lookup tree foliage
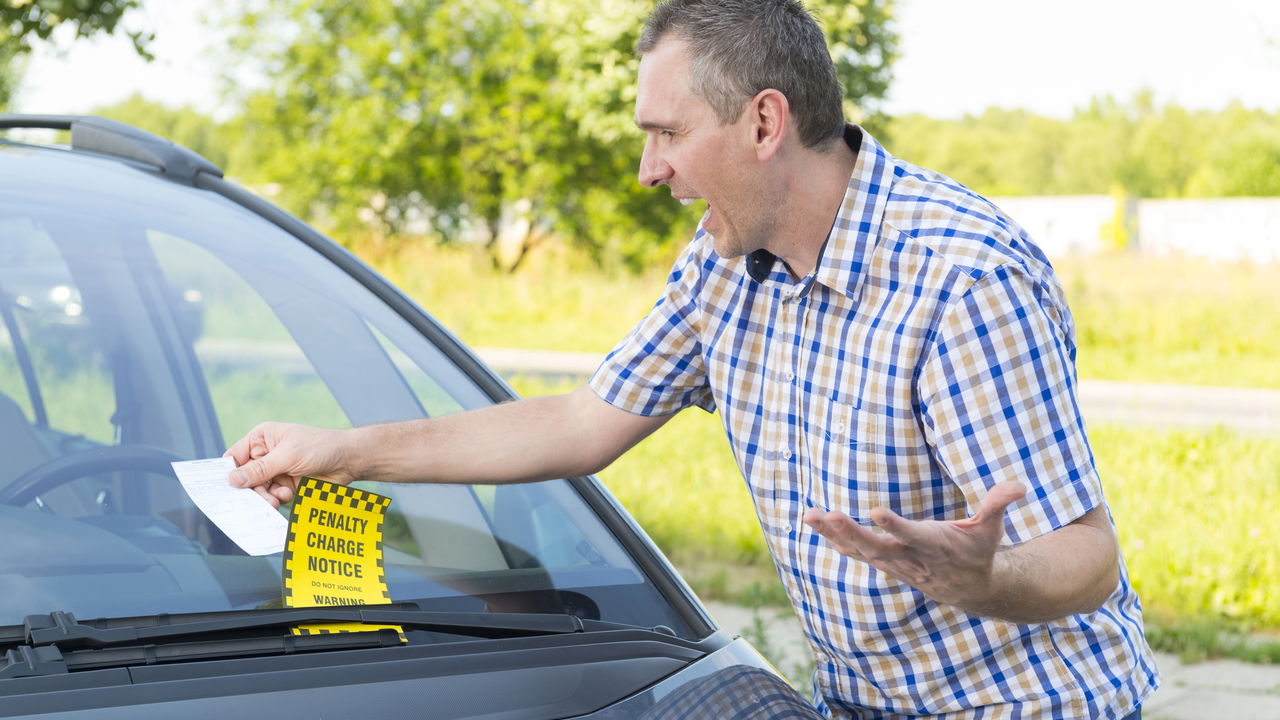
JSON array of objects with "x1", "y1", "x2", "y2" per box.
[
  {"x1": 224, "y1": 0, "x2": 898, "y2": 271},
  {"x1": 0, "y1": 0, "x2": 151, "y2": 110},
  {"x1": 0, "y1": 40, "x2": 22, "y2": 111},
  {"x1": 885, "y1": 93, "x2": 1280, "y2": 199}
]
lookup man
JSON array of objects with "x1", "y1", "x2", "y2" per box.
[{"x1": 227, "y1": 1, "x2": 1158, "y2": 717}]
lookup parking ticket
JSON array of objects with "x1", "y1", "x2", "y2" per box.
[
  {"x1": 172, "y1": 457, "x2": 288, "y2": 555},
  {"x1": 282, "y1": 477, "x2": 403, "y2": 639}
]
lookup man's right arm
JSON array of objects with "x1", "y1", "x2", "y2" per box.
[{"x1": 226, "y1": 384, "x2": 671, "y2": 507}]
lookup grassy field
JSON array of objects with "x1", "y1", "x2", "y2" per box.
[{"x1": 1055, "y1": 254, "x2": 1280, "y2": 388}]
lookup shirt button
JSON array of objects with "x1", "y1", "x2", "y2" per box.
[
  {"x1": 833, "y1": 421, "x2": 845, "y2": 433},
  {"x1": 785, "y1": 371, "x2": 795, "y2": 382},
  {"x1": 782, "y1": 449, "x2": 793, "y2": 460},
  {"x1": 784, "y1": 524, "x2": 793, "y2": 533}
]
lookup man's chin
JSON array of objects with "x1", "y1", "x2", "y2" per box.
[{"x1": 711, "y1": 234, "x2": 748, "y2": 260}]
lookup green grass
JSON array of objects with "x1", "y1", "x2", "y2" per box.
[
  {"x1": 371, "y1": 243, "x2": 668, "y2": 354},
  {"x1": 1145, "y1": 615, "x2": 1280, "y2": 665},
  {"x1": 1056, "y1": 253, "x2": 1280, "y2": 388},
  {"x1": 1094, "y1": 425, "x2": 1280, "y2": 629}
]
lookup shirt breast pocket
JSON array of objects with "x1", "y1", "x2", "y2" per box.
[{"x1": 811, "y1": 394, "x2": 887, "y2": 522}]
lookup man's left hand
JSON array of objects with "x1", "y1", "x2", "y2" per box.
[{"x1": 803, "y1": 482, "x2": 1026, "y2": 612}]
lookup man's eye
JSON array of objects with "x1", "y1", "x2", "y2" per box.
[{"x1": 661, "y1": 130, "x2": 675, "y2": 139}]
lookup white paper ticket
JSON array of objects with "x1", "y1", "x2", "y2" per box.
[{"x1": 171, "y1": 456, "x2": 288, "y2": 555}]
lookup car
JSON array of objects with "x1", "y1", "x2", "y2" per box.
[{"x1": 0, "y1": 114, "x2": 822, "y2": 719}]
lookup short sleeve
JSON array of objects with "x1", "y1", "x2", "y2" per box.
[
  {"x1": 589, "y1": 238, "x2": 716, "y2": 416},
  {"x1": 917, "y1": 263, "x2": 1103, "y2": 545}
]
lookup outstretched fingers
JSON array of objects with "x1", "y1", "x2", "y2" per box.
[
  {"x1": 868, "y1": 506, "x2": 929, "y2": 546},
  {"x1": 803, "y1": 508, "x2": 905, "y2": 561}
]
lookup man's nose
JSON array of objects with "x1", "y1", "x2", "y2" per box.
[{"x1": 638, "y1": 136, "x2": 672, "y2": 188}]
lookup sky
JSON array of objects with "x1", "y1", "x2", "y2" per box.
[{"x1": 12, "y1": 0, "x2": 1280, "y2": 121}]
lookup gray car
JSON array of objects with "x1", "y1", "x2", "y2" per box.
[{"x1": 0, "y1": 115, "x2": 820, "y2": 719}]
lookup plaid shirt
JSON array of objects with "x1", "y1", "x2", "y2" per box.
[{"x1": 591, "y1": 127, "x2": 1158, "y2": 718}]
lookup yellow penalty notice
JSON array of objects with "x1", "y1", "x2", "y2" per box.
[{"x1": 282, "y1": 477, "x2": 403, "y2": 639}]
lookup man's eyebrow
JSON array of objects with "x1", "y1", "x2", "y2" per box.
[{"x1": 635, "y1": 119, "x2": 677, "y2": 132}]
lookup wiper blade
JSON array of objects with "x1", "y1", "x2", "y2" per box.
[
  {"x1": 0, "y1": 603, "x2": 419, "y2": 647},
  {"x1": 2, "y1": 629, "x2": 403, "y2": 679},
  {"x1": 9, "y1": 606, "x2": 642, "y2": 651}
]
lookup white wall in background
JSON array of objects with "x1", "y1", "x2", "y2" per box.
[{"x1": 990, "y1": 196, "x2": 1280, "y2": 263}]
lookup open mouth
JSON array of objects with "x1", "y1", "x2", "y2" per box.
[{"x1": 674, "y1": 196, "x2": 713, "y2": 232}]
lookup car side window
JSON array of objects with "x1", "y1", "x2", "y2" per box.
[
  {"x1": 0, "y1": 222, "x2": 115, "y2": 447},
  {"x1": 147, "y1": 231, "x2": 352, "y2": 446},
  {"x1": 366, "y1": 324, "x2": 467, "y2": 418}
]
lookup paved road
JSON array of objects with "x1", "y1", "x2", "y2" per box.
[
  {"x1": 705, "y1": 601, "x2": 1280, "y2": 719},
  {"x1": 475, "y1": 347, "x2": 1280, "y2": 435}
]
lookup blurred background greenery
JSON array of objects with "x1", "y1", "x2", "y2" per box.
[{"x1": 3, "y1": 0, "x2": 1278, "y2": 663}]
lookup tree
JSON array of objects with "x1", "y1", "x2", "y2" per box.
[
  {"x1": 817, "y1": 0, "x2": 897, "y2": 135},
  {"x1": 0, "y1": 42, "x2": 23, "y2": 111},
  {"x1": 0, "y1": 0, "x2": 151, "y2": 110},
  {"x1": 883, "y1": 94, "x2": 1280, "y2": 200},
  {"x1": 224, "y1": 0, "x2": 898, "y2": 272}
]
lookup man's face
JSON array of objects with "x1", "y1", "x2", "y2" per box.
[{"x1": 634, "y1": 38, "x2": 774, "y2": 259}]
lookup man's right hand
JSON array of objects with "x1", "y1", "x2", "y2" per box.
[{"x1": 224, "y1": 422, "x2": 355, "y2": 508}]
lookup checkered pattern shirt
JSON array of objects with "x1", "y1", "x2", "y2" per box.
[{"x1": 591, "y1": 127, "x2": 1159, "y2": 719}]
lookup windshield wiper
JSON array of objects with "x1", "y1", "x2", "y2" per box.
[
  {"x1": 10, "y1": 606, "x2": 642, "y2": 650},
  {"x1": 0, "y1": 605, "x2": 662, "y2": 678},
  {"x1": 3, "y1": 628, "x2": 405, "y2": 678}
]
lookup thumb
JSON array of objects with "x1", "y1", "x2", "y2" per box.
[
  {"x1": 229, "y1": 455, "x2": 284, "y2": 489},
  {"x1": 971, "y1": 481, "x2": 1027, "y2": 526}
]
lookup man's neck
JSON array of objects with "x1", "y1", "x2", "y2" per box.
[{"x1": 769, "y1": 136, "x2": 859, "y2": 280}]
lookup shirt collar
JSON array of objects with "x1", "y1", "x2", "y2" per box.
[{"x1": 745, "y1": 125, "x2": 895, "y2": 301}]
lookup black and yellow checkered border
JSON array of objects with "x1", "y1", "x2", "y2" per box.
[
  {"x1": 297, "y1": 476, "x2": 392, "y2": 513},
  {"x1": 281, "y1": 477, "x2": 393, "y2": 606},
  {"x1": 291, "y1": 622, "x2": 402, "y2": 636}
]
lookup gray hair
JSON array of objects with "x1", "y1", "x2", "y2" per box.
[{"x1": 637, "y1": 0, "x2": 846, "y2": 149}]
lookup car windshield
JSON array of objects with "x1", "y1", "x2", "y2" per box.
[{"x1": 0, "y1": 144, "x2": 691, "y2": 639}]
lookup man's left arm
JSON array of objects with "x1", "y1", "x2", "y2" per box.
[{"x1": 805, "y1": 263, "x2": 1120, "y2": 624}]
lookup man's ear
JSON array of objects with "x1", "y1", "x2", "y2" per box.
[{"x1": 748, "y1": 88, "x2": 789, "y2": 162}]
